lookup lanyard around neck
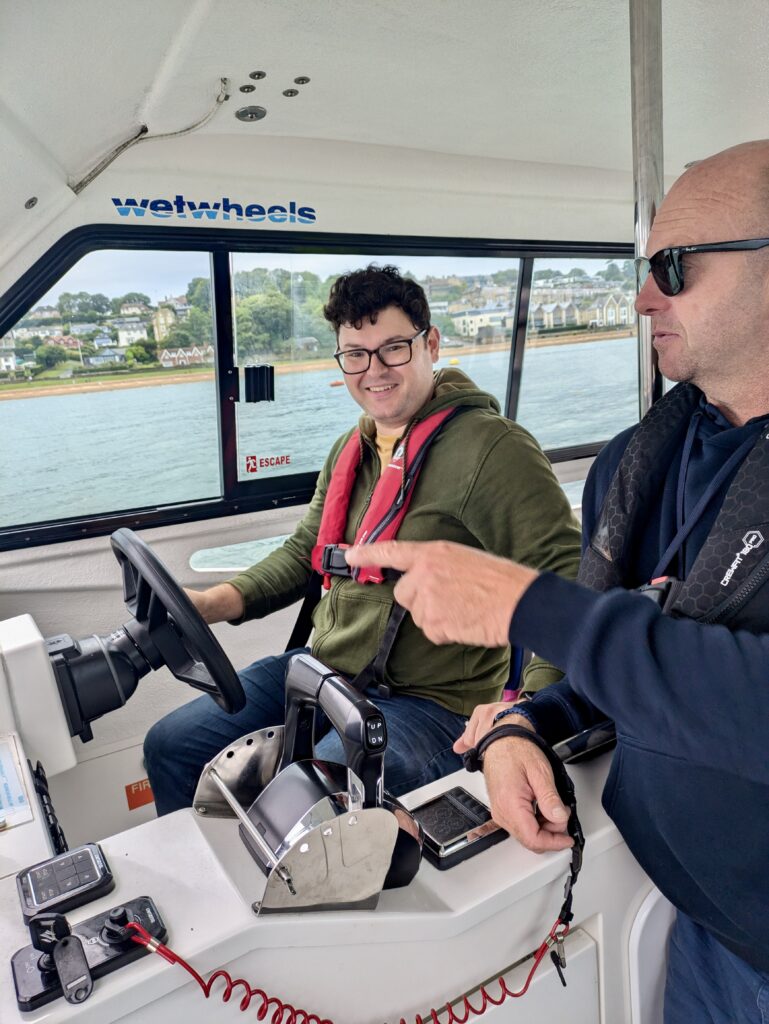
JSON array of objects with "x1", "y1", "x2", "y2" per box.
[{"x1": 651, "y1": 421, "x2": 760, "y2": 581}]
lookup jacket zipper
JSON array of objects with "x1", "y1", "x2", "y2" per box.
[
  {"x1": 700, "y1": 551, "x2": 769, "y2": 624},
  {"x1": 362, "y1": 409, "x2": 461, "y2": 546}
]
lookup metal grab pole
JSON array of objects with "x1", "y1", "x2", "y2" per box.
[{"x1": 629, "y1": 0, "x2": 664, "y2": 416}]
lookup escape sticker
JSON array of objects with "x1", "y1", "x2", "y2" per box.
[{"x1": 245, "y1": 454, "x2": 292, "y2": 473}]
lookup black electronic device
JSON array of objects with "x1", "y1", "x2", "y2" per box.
[
  {"x1": 11, "y1": 896, "x2": 167, "y2": 1012},
  {"x1": 16, "y1": 843, "x2": 115, "y2": 923},
  {"x1": 410, "y1": 786, "x2": 507, "y2": 870}
]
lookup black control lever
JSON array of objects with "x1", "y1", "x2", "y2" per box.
[
  {"x1": 281, "y1": 652, "x2": 386, "y2": 807},
  {"x1": 29, "y1": 912, "x2": 93, "y2": 1005}
]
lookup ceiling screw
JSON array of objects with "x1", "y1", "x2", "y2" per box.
[
  {"x1": 249, "y1": 70, "x2": 266, "y2": 80},
  {"x1": 283, "y1": 89, "x2": 299, "y2": 98},
  {"x1": 294, "y1": 76, "x2": 310, "y2": 85},
  {"x1": 25, "y1": 197, "x2": 38, "y2": 209},
  {"x1": 240, "y1": 84, "x2": 255, "y2": 93}
]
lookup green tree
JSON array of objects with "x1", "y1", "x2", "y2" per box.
[
  {"x1": 490, "y1": 269, "x2": 519, "y2": 286},
  {"x1": 235, "y1": 292, "x2": 293, "y2": 358},
  {"x1": 110, "y1": 292, "x2": 152, "y2": 314},
  {"x1": 292, "y1": 297, "x2": 335, "y2": 353},
  {"x1": 124, "y1": 343, "x2": 156, "y2": 364},
  {"x1": 35, "y1": 344, "x2": 69, "y2": 368},
  {"x1": 601, "y1": 262, "x2": 623, "y2": 282},
  {"x1": 15, "y1": 338, "x2": 40, "y2": 359},
  {"x1": 433, "y1": 314, "x2": 457, "y2": 337},
  {"x1": 57, "y1": 292, "x2": 76, "y2": 320},
  {"x1": 57, "y1": 291, "x2": 112, "y2": 320},
  {"x1": 186, "y1": 278, "x2": 211, "y2": 312},
  {"x1": 567, "y1": 267, "x2": 588, "y2": 278},
  {"x1": 88, "y1": 293, "x2": 111, "y2": 315},
  {"x1": 165, "y1": 307, "x2": 212, "y2": 349}
]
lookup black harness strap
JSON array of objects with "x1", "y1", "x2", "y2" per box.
[
  {"x1": 347, "y1": 600, "x2": 407, "y2": 697},
  {"x1": 463, "y1": 724, "x2": 585, "y2": 927},
  {"x1": 284, "y1": 571, "x2": 322, "y2": 652}
]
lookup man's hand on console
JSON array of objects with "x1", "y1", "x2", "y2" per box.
[
  {"x1": 454, "y1": 701, "x2": 519, "y2": 753},
  {"x1": 482, "y1": 730, "x2": 574, "y2": 854},
  {"x1": 344, "y1": 540, "x2": 538, "y2": 647},
  {"x1": 454, "y1": 705, "x2": 573, "y2": 854}
]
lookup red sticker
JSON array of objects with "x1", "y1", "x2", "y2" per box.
[
  {"x1": 125, "y1": 778, "x2": 154, "y2": 810},
  {"x1": 245, "y1": 454, "x2": 291, "y2": 473}
]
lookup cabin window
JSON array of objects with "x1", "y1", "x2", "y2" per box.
[
  {"x1": 229, "y1": 252, "x2": 520, "y2": 483},
  {"x1": 0, "y1": 250, "x2": 220, "y2": 529},
  {"x1": 516, "y1": 258, "x2": 639, "y2": 449},
  {"x1": 0, "y1": 228, "x2": 634, "y2": 549}
]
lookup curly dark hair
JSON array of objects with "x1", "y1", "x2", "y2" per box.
[{"x1": 323, "y1": 264, "x2": 431, "y2": 334}]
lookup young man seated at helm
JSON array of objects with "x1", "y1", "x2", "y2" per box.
[{"x1": 144, "y1": 264, "x2": 580, "y2": 814}]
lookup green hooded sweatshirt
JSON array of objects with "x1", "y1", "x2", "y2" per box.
[{"x1": 228, "y1": 368, "x2": 581, "y2": 715}]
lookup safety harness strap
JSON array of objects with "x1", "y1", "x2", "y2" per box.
[{"x1": 311, "y1": 406, "x2": 460, "y2": 588}]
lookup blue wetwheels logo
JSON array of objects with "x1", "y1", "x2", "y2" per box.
[{"x1": 111, "y1": 195, "x2": 316, "y2": 224}]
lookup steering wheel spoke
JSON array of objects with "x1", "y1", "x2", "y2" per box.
[{"x1": 110, "y1": 529, "x2": 246, "y2": 714}]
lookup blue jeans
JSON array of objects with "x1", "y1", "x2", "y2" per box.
[
  {"x1": 665, "y1": 912, "x2": 769, "y2": 1024},
  {"x1": 144, "y1": 648, "x2": 467, "y2": 815}
]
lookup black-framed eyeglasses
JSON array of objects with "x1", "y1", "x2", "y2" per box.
[
  {"x1": 333, "y1": 329, "x2": 427, "y2": 375},
  {"x1": 635, "y1": 237, "x2": 769, "y2": 297}
]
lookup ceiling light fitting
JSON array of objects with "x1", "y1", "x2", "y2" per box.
[{"x1": 235, "y1": 105, "x2": 267, "y2": 122}]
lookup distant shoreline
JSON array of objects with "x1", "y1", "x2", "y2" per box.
[{"x1": 0, "y1": 330, "x2": 633, "y2": 401}]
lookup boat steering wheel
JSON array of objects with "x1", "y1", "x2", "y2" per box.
[{"x1": 110, "y1": 527, "x2": 246, "y2": 714}]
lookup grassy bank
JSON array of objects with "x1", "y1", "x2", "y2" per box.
[{"x1": 0, "y1": 329, "x2": 633, "y2": 401}]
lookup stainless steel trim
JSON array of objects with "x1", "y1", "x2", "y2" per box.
[{"x1": 207, "y1": 766, "x2": 280, "y2": 870}]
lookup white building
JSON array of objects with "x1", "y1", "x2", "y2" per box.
[
  {"x1": 115, "y1": 319, "x2": 149, "y2": 346},
  {"x1": 449, "y1": 306, "x2": 513, "y2": 338}
]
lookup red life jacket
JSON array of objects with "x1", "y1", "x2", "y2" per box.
[{"x1": 311, "y1": 407, "x2": 458, "y2": 588}]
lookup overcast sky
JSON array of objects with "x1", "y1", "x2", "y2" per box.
[{"x1": 38, "y1": 249, "x2": 624, "y2": 306}]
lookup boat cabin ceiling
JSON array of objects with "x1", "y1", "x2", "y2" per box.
[{"x1": 1, "y1": 0, "x2": 768, "y2": 286}]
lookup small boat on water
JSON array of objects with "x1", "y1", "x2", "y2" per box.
[{"x1": 329, "y1": 379, "x2": 345, "y2": 387}]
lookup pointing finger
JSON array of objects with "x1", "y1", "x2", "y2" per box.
[{"x1": 345, "y1": 540, "x2": 423, "y2": 570}]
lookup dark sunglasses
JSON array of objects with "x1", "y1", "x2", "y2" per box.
[{"x1": 635, "y1": 237, "x2": 769, "y2": 296}]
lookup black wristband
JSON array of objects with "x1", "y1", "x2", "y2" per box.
[
  {"x1": 463, "y1": 723, "x2": 550, "y2": 773},
  {"x1": 463, "y1": 723, "x2": 585, "y2": 907}
]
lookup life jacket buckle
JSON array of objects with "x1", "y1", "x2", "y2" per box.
[
  {"x1": 321, "y1": 543, "x2": 352, "y2": 578},
  {"x1": 637, "y1": 575, "x2": 677, "y2": 607}
]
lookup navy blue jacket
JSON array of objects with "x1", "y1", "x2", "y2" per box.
[{"x1": 510, "y1": 398, "x2": 769, "y2": 973}]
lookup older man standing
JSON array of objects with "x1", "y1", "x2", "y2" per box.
[{"x1": 348, "y1": 141, "x2": 769, "y2": 1022}]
